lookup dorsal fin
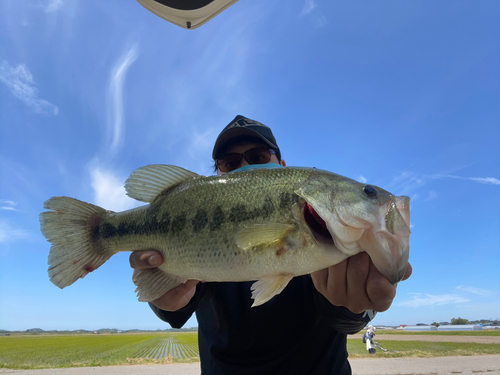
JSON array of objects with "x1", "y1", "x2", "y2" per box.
[{"x1": 125, "y1": 164, "x2": 200, "y2": 203}]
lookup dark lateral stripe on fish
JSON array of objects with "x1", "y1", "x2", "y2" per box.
[
  {"x1": 228, "y1": 197, "x2": 274, "y2": 223},
  {"x1": 191, "y1": 209, "x2": 209, "y2": 232},
  {"x1": 93, "y1": 194, "x2": 298, "y2": 240},
  {"x1": 209, "y1": 206, "x2": 225, "y2": 232},
  {"x1": 279, "y1": 192, "x2": 294, "y2": 209}
]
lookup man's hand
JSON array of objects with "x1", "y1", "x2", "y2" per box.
[
  {"x1": 129, "y1": 250, "x2": 199, "y2": 312},
  {"x1": 311, "y1": 252, "x2": 412, "y2": 314}
]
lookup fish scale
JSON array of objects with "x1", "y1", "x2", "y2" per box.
[
  {"x1": 97, "y1": 168, "x2": 308, "y2": 276},
  {"x1": 40, "y1": 165, "x2": 411, "y2": 307}
]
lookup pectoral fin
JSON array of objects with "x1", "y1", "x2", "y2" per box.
[
  {"x1": 133, "y1": 268, "x2": 188, "y2": 302},
  {"x1": 236, "y1": 223, "x2": 295, "y2": 251},
  {"x1": 250, "y1": 275, "x2": 294, "y2": 307}
]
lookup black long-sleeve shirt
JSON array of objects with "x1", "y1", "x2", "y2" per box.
[{"x1": 150, "y1": 275, "x2": 373, "y2": 375}]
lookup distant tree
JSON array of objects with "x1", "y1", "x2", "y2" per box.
[
  {"x1": 451, "y1": 317, "x2": 469, "y2": 325},
  {"x1": 431, "y1": 322, "x2": 440, "y2": 327}
]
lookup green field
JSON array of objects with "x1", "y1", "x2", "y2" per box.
[
  {"x1": 0, "y1": 332, "x2": 199, "y2": 369},
  {"x1": 346, "y1": 340, "x2": 500, "y2": 358},
  {"x1": 1, "y1": 331, "x2": 499, "y2": 369},
  {"x1": 359, "y1": 329, "x2": 500, "y2": 336}
]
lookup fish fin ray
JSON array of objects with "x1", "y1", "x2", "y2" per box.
[
  {"x1": 251, "y1": 275, "x2": 294, "y2": 307},
  {"x1": 133, "y1": 268, "x2": 187, "y2": 302},
  {"x1": 125, "y1": 165, "x2": 200, "y2": 203},
  {"x1": 235, "y1": 223, "x2": 295, "y2": 251},
  {"x1": 41, "y1": 197, "x2": 112, "y2": 288}
]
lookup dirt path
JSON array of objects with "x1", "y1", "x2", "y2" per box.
[
  {"x1": 349, "y1": 333, "x2": 500, "y2": 344},
  {"x1": 351, "y1": 355, "x2": 500, "y2": 374},
  {"x1": 2, "y1": 356, "x2": 500, "y2": 375}
]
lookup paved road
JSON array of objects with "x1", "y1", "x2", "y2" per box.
[{"x1": 2, "y1": 355, "x2": 500, "y2": 375}]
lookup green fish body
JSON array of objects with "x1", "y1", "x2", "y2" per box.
[{"x1": 40, "y1": 165, "x2": 410, "y2": 307}]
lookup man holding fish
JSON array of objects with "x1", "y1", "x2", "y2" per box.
[{"x1": 129, "y1": 115, "x2": 412, "y2": 374}]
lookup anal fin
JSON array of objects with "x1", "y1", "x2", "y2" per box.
[
  {"x1": 250, "y1": 275, "x2": 294, "y2": 307},
  {"x1": 133, "y1": 268, "x2": 187, "y2": 302}
]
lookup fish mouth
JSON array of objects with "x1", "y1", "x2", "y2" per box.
[
  {"x1": 304, "y1": 195, "x2": 411, "y2": 285},
  {"x1": 356, "y1": 196, "x2": 411, "y2": 284},
  {"x1": 303, "y1": 201, "x2": 335, "y2": 247}
]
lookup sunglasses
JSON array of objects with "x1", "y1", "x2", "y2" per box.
[{"x1": 216, "y1": 147, "x2": 276, "y2": 173}]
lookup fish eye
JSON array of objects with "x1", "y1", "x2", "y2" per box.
[{"x1": 363, "y1": 185, "x2": 377, "y2": 198}]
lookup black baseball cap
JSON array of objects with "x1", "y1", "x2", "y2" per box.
[{"x1": 212, "y1": 115, "x2": 281, "y2": 160}]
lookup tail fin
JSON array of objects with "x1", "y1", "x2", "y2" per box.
[{"x1": 40, "y1": 197, "x2": 112, "y2": 289}]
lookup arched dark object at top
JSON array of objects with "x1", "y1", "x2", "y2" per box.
[{"x1": 137, "y1": 0, "x2": 239, "y2": 29}]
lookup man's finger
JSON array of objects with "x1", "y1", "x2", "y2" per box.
[
  {"x1": 402, "y1": 262, "x2": 412, "y2": 281},
  {"x1": 344, "y1": 252, "x2": 371, "y2": 313},
  {"x1": 151, "y1": 280, "x2": 199, "y2": 312},
  {"x1": 310, "y1": 267, "x2": 329, "y2": 292},
  {"x1": 129, "y1": 250, "x2": 164, "y2": 270},
  {"x1": 165, "y1": 280, "x2": 200, "y2": 300},
  {"x1": 365, "y1": 261, "x2": 396, "y2": 312}
]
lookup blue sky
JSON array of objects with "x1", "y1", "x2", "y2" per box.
[{"x1": 0, "y1": 0, "x2": 499, "y2": 331}]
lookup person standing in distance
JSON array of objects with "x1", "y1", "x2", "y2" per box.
[{"x1": 129, "y1": 115, "x2": 412, "y2": 374}]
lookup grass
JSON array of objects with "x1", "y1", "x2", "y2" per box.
[
  {"x1": 0, "y1": 332, "x2": 199, "y2": 370},
  {"x1": 1, "y1": 331, "x2": 499, "y2": 369},
  {"x1": 360, "y1": 329, "x2": 500, "y2": 337},
  {"x1": 133, "y1": 334, "x2": 199, "y2": 362},
  {"x1": 347, "y1": 340, "x2": 500, "y2": 358}
]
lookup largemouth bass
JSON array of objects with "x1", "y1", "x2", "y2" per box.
[{"x1": 40, "y1": 165, "x2": 410, "y2": 307}]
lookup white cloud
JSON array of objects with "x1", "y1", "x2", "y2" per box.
[
  {"x1": 424, "y1": 190, "x2": 438, "y2": 201},
  {"x1": 45, "y1": 0, "x2": 65, "y2": 13},
  {"x1": 384, "y1": 170, "x2": 499, "y2": 202},
  {"x1": 1, "y1": 200, "x2": 19, "y2": 211},
  {"x1": 299, "y1": 0, "x2": 326, "y2": 27},
  {"x1": 0, "y1": 220, "x2": 30, "y2": 243},
  {"x1": 300, "y1": 0, "x2": 317, "y2": 16},
  {"x1": 456, "y1": 285, "x2": 495, "y2": 297},
  {"x1": 429, "y1": 174, "x2": 500, "y2": 186},
  {"x1": 106, "y1": 44, "x2": 139, "y2": 156},
  {"x1": 397, "y1": 293, "x2": 470, "y2": 308},
  {"x1": 88, "y1": 165, "x2": 139, "y2": 212},
  {"x1": 0, "y1": 60, "x2": 59, "y2": 115},
  {"x1": 385, "y1": 171, "x2": 427, "y2": 198},
  {"x1": 358, "y1": 175, "x2": 367, "y2": 184},
  {"x1": 185, "y1": 127, "x2": 220, "y2": 173}
]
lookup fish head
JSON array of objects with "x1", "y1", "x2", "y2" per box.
[{"x1": 295, "y1": 171, "x2": 411, "y2": 284}]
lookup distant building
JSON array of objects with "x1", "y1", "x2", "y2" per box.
[
  {"x1": 403, "y1": 325, "x2": 438, "y2": 331},
  {"x1": 438, "y1": 325, "x2": 482, "y2": 331}
]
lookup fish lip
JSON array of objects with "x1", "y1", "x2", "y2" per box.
[
  {"x1": 395, "y1": 196, "x2": 411, "y2": 228},
  {"x1": 383, "y1": 199, "x2": 411, "y2": 237},
  {"x1": 377, "y1": 198, "x2": 411, "y2": 284}
]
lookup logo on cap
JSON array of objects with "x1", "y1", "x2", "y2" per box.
[{"x1": 227, "y1": 117, "x2": 268, "y2": 129}]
